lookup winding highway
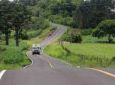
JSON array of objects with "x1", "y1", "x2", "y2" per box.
[{"x1": 0, "y1": 24, "x2": 115, "y2": 85}]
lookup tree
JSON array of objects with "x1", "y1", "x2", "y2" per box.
[
  {"x1": 75, "y1": 0, "x2": 115, "y2": 28},
  {"x1": 12, "y1": 2, "x2": 30, "y2": 46},
  {"x1": 93, "y1": 20, "x2": 115, "y2": 43},
  {"x1": 19, "y1": 0, "x2": 38, "y2": 6},
  {"x1": 0, "y1": 0, "x2": 13, "y2": 45}
]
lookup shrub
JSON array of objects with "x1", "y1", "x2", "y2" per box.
[
  {"x1": 93, "y1": 20, "x2": 115, "y2": 43},
  {"x1": 21, "y1": 41, "x2": 29, "y2": 51},
  {"x1": 62, "y1": 17, "x2": 73, "y2": 26},
  {"x1": 62, "y1": 32, "x2": 82, "y2": 43},
  {"x1": 81, "y1": 29, "x2": 93, "y2": 35},
  {"x1": 27, "y1": 30, "x2": 42, "y2": 39},
  {"x1": 71, "y1": 34, "x2": 82, "y2": 43},
  {"x1": 3, "y1": 50, "x2": 24, "y2": 64},
  {"x1": 49, "y1": 15, "x2": 64, "y2": 24}
]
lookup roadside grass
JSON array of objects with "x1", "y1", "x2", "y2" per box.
[
  {"x1": 46, "y1": 28, "x2": 115, "y2": 68},
  {"x1": 27, "y1": 29, "x2": 42, "y2": 39},
  {"x1": 0, "y1": 27, "x2": 53, "y2": 70},
  {"x1": 27, "y1": 27, "x2": 54, "y2": 46},
  {"x1": 0, "y1": 40, "x2": 30, "y2": 70},
  {"x1": 45, "y1": 41, "x2": 115, "y2": 68}
]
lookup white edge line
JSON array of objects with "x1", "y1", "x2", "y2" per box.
[
  {"x1": 23, "y1": 26, "x2": 66, "y2": 69},
  {"x1": 0, "y1": 70, "x2": 6, "y2": 80},
  {"x1": 47, "y1": 60, "x2": 54, "y2": 69},
  {"x1": 23, "y1": 52, "x2": 33, "y2": 69}
]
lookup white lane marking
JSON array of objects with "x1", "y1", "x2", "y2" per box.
[
  {"x1": 23, "y1": 52, "x2": 33, "y2": 69},
  {"x1": 88, "y1": 68, "x2": 115, "y2": 78},
  {"x1": 0, "y1": 70, "x2": 6, "y2": 80},
  {"x1": 47, "y1": 60, "x2": 54, "y2": 69}
]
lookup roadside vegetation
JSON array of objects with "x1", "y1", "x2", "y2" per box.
[
  {"x1": 45, "y1": 42, "x2": 115, "y2": 68},
  {"x1": 0, "y1": 0, "x2": 115, "y2": 69},
  {"x1": 0, "y1": 41, "x2": 30, "y2": 69},
  {"x1": 44, "y1": 0, "x2": 115, "y2": 68},
  {"x1": 0, "y1": 26, "x2": 53, "y2": 70},
  {"x1": 0, "y1": 0, "x2": 52, "y2": 70},
  {"x1": 45, "y1": 19, "x2": 115, "y2": 68},
  {"x1": 45, "y1": 28, "x2": 115, "y2": 68}
]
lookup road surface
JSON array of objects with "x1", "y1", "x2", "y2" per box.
[{"x1": 0, "y1": 24, "x2": 115, "y2": 85}]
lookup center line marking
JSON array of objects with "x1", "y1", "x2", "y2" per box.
[
  {"x1": 88, "y1": 68, "x2": 115, "y2": 78},
  {"x1": 0, "y1": 70, "x2": 6, "y2": 80},
  {"x1": 48, "y1": 60, "x2": 54, "y2": 69}
]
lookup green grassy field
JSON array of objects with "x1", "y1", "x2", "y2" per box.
[
  {"x1": 0, "y1": 27, "x2": 53, "y2": 70},
  {"x1": 45, "y1": 41, "x2": 115, "y2": 68},
  {"x1": 45, "y1": 28, "x2": 115, "y2": 68}
]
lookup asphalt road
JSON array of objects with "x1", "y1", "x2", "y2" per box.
[{"x1": 0, "y1": 24, "x2": 115, "y2": 85}]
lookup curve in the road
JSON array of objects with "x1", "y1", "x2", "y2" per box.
[{"x1": 0, "y1": 24, "x2": 115, "y2": 85}]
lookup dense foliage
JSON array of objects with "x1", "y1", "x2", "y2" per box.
[
  {"x1": 19, "y1": 0, "x2": 38, "y2": 6},
  {"x1": 0, "y1": 0, "x2": 31, "y2": 46},
  {"x1": 76, "y1": 0, "x2": 115, "y2": 28},
  {"x1": 28, "y1": 0, "x2": 82, "y2": 27},
  {"x1": 62, "y1": 29, "x2": 82, "y2": 43},
  {"x1": 0, "y1": 0, "x2": 114, "y2": 45},
  {"x1": 28, "y1": 0, "x2": 115, "y2": 29},
  {"x1": 0, "y1": 0, "x2": 50, "y2": 46},
  {"x1": 93, "y1": 20, "x2": 115, "y2": 43}
]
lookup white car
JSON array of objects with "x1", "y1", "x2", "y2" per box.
[{"x1": 32, "y1": 44, "x2": 41, "y2": 55}]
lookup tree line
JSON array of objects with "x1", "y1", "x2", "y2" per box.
[
  {"x1": 0, "y1": 0, "x2": 30, "y2": 46},
  {"x1": 76, "y1": 0, "x2": 115, "y2": 28},
  {"x1": 0, "y1": 0, "x2": 115, "y2": 44},
  {"x1": 29, "y1": 0, "x2": 115, "y2": 29}
]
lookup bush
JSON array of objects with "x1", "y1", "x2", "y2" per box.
[
  {"x1": 27, "y1": 30, "x2": 42, "y2": 39},
  {"x1": 71, "y1": 34, "x2": 82, "y2": 43},
  {"x1": 49, "y1": 15, "x2": 64, "y2": 24},
  {"x1": 62, "y1": 17, "x2": 73, "y2": 26},
  {"x1": 93, "y1": 20, "x2": 115, "y2": 43},
  {"x1": 81, "y1": 29, "x2": 93, "y2": 35},
  {"x1": 62, "y1": 30, "x2": 82, "y2": 43},
  {"x1": 21, "y1": 41, "x2": 29, "y2": 51},
  {"x1": 3, "y1": 49, "x2": 24, "y2": 64}
]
